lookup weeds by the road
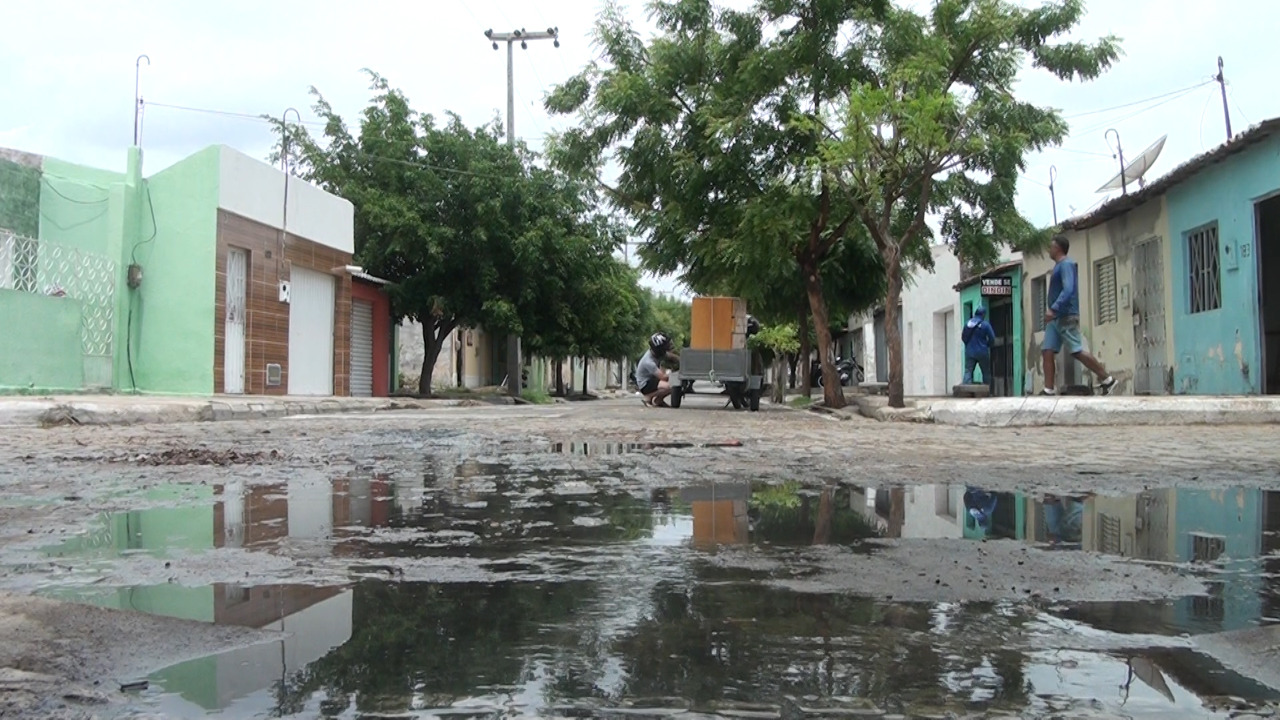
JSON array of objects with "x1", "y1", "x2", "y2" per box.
[{"x1": 521, "y1": 388, "x2": 553, "y2": 404}]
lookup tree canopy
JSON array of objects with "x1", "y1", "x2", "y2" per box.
[
  {"x1": 271, "y1": 72, "x2": 652, "y2": 393},
  {"x1": 548, "y1": 0, "x2": 1119, "y2": 408},
  {"x1": 810, "y1": 0, "x2": 1121, "y2": 406}
]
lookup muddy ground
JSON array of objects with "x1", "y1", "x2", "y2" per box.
[{"x1": 0, "y1": 399, "x2": 1278, "y2": 718}]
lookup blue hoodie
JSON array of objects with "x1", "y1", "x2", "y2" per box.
[
  {"x1": 963, "y1": 310, "x2": 996, "y2": 357},
  {"x1": 1048, "y1": 257, "x2": 1080, "y2": 317}
]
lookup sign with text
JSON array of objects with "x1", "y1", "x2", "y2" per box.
[{"x1": 980, "y1": 276, "x2": 1013, "y2": 297}]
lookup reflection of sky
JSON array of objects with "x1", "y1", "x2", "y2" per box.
[
  {"x1": 1023, "y1": 650, "x2": 1209, "y2": 718},
  {"x1": 645, "y1": 512, "x2": 694, "y2": 546}
]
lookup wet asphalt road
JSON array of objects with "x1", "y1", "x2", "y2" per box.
[{"x1": 0, "y1": 398, "x2": 1279, "y2": 719}]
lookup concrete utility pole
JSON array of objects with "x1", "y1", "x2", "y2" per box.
[
  {"x1": 1215, "y1": 56, "x2": 1233, "y2": 141},
  {"x1": 484, "y1": 26, "x2": 560, "y2": 398}
]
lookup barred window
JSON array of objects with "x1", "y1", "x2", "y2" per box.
[
  {"x1": 1094, "y1": 257, "x2": 1118, "y2": 325},
  {"x1": 1031, "y1": 274, "x2": 1048, "y2": 331},
  {"x1": 1188, "y1": 224, "x2": 1222, "y2": 314}
]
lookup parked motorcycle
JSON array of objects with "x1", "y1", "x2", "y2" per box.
[{"x1": 810, "y1": 356, "x2": 865, "y2": 388}]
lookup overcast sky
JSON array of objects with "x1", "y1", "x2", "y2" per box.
[{"x1": 2, "y1": 0, "x2": 1274, "y2": 298}]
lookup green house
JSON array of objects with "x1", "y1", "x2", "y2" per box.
[{"x1": 955, "y1": 261, "x2": 1025, "y2": 396}]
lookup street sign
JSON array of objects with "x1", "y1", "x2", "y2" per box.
[{"x1": 980, "y1": 276, "x2": 1013, "y2": 297}]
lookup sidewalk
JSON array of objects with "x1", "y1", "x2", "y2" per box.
[
  {"x1": 0, "y1": 394, "x2": 482, "y2": 428},
  {"x1": 849, "y1": 394, "x2": 1280, "y2": 427}
]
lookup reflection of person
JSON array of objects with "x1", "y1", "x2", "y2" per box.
[
  {"x1": 636, "y1": 332, "x2": 678, "y2": 407},
  {"x1": 1042, "y1": 236, "x2": 1117, "y2": 395},
  {"x1": 1043, "y1": 494, "x2": 1087, "y2": 544},
  {"x1": 962, "y1": 305, "x2": 996, "y2": 385},
  {"x1": 963, "y1": 486, "x2": 999, "y2": 533}
]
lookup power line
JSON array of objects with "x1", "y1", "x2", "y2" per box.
[
  {"x1": 1072, "y1": 86, "x2": 1205, "y2": 137},
  {"x1": 1063, "y1": 80, "x2": 1215, "y2": 120},
  {"x1": 145, "y1": 101, "x2": 328, "y2": 128}
]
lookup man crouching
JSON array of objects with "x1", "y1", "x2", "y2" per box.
[{"x1": 636, "y1": 332, "x2": 678, "y2": 407}]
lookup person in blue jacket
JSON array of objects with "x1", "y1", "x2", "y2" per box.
[
  {"x1": 962, "y1": 305, "x2": 996, "y2": 385},
  {"x1": 1042, "y1": 236, "x2": 1116, "y2": 395}
]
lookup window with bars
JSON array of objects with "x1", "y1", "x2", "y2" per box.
[
  {"x1": 1188, "y1": 224, "x2": 1222, "y2": 314},
  {"x1": 1094, "y1": 257, "x2": 1118, "y2": 325},
  {"x1": 1031, "y1": 274, "x2": 1048, "y2": 331}
]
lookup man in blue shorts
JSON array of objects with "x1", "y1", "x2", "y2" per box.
[{"x1": 1042, "y1": 236, "x2": 1116, "y2": 395}]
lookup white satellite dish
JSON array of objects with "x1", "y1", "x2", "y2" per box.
[{"x1": 1096, "y1": 134, "x2": 1167, "y2": 193}]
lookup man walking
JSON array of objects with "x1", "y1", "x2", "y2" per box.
[
  {"x1": 1042, "y1": 236, "x2": 1116, "y2": 395},
  {"x1": 962, "y1": 305, "x2": 996, "y2": 386}
]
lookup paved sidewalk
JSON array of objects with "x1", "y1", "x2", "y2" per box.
[
  {"x1": 0, "y1": 394, "x2": 482, "y2": 427},
  {"x1": 846, "y1": 394, "x2": 1280, "y2": 427}
]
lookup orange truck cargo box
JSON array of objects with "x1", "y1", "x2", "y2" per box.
[{"x1": 690, "y1": 296, "x2": 748, "y2": 350}]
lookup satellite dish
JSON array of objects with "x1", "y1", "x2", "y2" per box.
[{"x1": 1096, "y1": 134, "x2": 1166, "y2": 193}]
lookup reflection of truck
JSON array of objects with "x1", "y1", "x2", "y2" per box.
[{"x1": 668, "y1": 297, "x2": 765, "y2": 412}]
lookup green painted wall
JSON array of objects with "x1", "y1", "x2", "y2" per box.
[
  {"x1": 0, "y1": 289, "x2": 83, "y2": 392},
  {"x1": 127, "y1": 147, "x2": 220, "y2": 395},
  {"x1": 959, "y1": 269, "x2": 1024, "y2": 395}
]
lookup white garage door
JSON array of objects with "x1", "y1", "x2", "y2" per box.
[
  {"x1": 288, "y1": 267, "x2": 335, "y2": 396},
  {"x1": 350, "y1": 299, "x2": 374, "y2": 397}
]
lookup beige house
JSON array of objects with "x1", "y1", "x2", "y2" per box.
[{"x1": 1022, "y1": 193, "x2": 1176, "y2": 395}]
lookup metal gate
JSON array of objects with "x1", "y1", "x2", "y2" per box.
[
  {"x1": 287, "y1": 267, "x2": 335, "y2": 395},
  {"x1": 350, "y1": 299, "x2": 374, "y2": 397},
  {"x1": 224, "y1": 248, "x2": 247, "y2": 394},
  {"x1": 1133, "y1": 237, "x2": 1168, "y2": 395},
  {"x1": 988, "y1": 298, "x2": 1015, "y2": 397}
]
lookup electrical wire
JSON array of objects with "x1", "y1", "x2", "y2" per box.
[
  {"x1": 127, "y1": 184, "x2": 158, "y2": 393},
  {"x1": 145, "y1": 101, "x2": 329, "y2": 128},
  {"x1": 1062, "y1": 80, "x2": 1215, "y2": 120},
  {"x1": 41, "y1": 177, "x2": 110, "y2": 205},
  {"x1": 1072, "y1": 85, "x2": 1207, "y2": 137}
]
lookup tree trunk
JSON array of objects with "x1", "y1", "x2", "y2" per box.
[
  {"x1": 813, "y1": 486, "x2": 834, "y2": 545},
  {"x1": 418, "y1": 321, "x2": 450, "y2": 396},
  {"x1": 581, "y1": 357, "x2": 589, "y2": 396},
  {"x1": 798, "y1": 303, "x2": 812, "y2": 397},
  {"x1": 787, "y1": 354, "x2": 798, "y2": 389},
  {"x1": 884, "y1": 253, "x2": 906, "y2": 408},
  {"x1": 555, "y1": 359, "x2": 565, "y2": 397},
  {"x1": 802, "y1": 261, "x2": 845, "y2": 408},
  {"x1": 771, "y1": 359, "x2": 786, "y2": 404}
]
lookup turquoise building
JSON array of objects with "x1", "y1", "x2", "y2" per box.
[{"x1": 956, "y1": 260, "x2": 1024, "y2": 396}]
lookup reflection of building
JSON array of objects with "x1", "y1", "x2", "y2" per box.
[
  {"x1": 1074, "y1": 488, "x2": 1280, "y2": 633},
  {"x1": 679, "y1": 483, "x2": 750, "y2": 546}
]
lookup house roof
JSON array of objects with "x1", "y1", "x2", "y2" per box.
[
  {"x1": 1059, "y1": 116, "x2": 1280, "y2": 231},
  {"x1": 954, "y1": 259, "x2": 1023, "y2": 292}
]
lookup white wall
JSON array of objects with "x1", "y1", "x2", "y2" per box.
[
  {"x1": 217, "y1": 146, "x2": 354, "y2": 254},
  {"x1": 902, "y1": 246, "x2": 961, "y2": 396},
  {"x1": 900, "y1": 485, "x2": 966, "y2": 539}
]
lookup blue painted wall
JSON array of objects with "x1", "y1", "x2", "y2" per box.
[
  {"x1": 1172, "y1": 488, "x2": 1265, "y2": 633},
  {"x1": 1167, "y1": 134, "x2": 1280, "y2": 394}
]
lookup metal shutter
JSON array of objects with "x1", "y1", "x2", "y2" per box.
[
  {"x1": 1095, "y1": 258, "x2": 1118, "y2": 325},
  {"x1": 350, "y1": 299, "x2": 374, "y2": 397}
]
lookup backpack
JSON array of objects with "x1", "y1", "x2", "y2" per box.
[{"x1": 961, "y1": 323, "x2": 976, "y2": 345}]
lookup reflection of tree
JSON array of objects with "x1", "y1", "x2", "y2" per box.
[
  {"x1": 274, "y1": 580, "x2": 594, "y2": 715},
  {"x1": 750, "y1": 483, "x2": 880, "y2": 545}
]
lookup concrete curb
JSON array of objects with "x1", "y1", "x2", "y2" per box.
[
  {"x1": 0, "y1": 396, "x2": 474, "y2": 428},
  {"x1": 922, "y1": 396, "x2": 1280, "y2": 427}
]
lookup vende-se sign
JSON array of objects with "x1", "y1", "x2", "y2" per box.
[{"x1": 980, "y1": 276, "x2": 1013, "y2": 296}]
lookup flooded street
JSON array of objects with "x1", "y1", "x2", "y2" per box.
[{"x1": 1, "y1": 401, "x2": 1278, "y2": 718}]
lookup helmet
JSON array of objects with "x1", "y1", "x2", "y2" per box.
[
  {"x1": 746, "y1": 315, "x2": 761, "y2": 337},
  {"x1": 649, "y1": 332, "x2": 672, "y2": 354}
]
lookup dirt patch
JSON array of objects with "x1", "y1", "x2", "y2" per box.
[
  {"x1": 55, "y1": 447, "x2": 287, "y2": 466},
  {"x1": 0, "y1": 591, "x2": 280, "y2": 719}
]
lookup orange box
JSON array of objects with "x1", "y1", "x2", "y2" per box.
[{"x1": 690, "y1": 296, "x2": 747, "y2": 350}]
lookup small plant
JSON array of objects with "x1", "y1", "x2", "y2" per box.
[{"x1": 521, "y1": 388, "x2": 553, "y2": 404}]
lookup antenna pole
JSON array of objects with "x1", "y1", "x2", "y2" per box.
[
  {"x1": 1215, "y1": 56, "x2": 1233, "y2": 141},
  {"x1": 483, "y1": 25, "x2": 560, "y2": 399},
  {"x1": 1106, "y1": 129, "x2": 1127, "y2": 196},
  {"x1": 133, "y1": 54, "x2": 150, "y2": 147},
  {"x1": 1049, "y1": 166, "x2": 1058, "y2": 225}
]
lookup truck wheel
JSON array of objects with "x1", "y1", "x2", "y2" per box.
[
  {"x1": 670, "y1": 388, "x2": 683, "y2": 409},
  {"x1": 749, "y1": 388, "x2": 761, "y2": 412}
]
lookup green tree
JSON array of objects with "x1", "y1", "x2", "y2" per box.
[
  {"x1": 270, "y1": 72, "x2": 648, "y2": 394},
  {"x1": 648, "y1": 291, "x2": 692, "y2": 350},
  {"x1": 809, "y1": 0, "x2": 1120, "y2": 407},
  {"x1": 545, "y1": 0, "x2": 895, "y2": 408}
]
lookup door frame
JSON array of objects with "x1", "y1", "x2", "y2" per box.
[{"x1": 1255, "y1": 193, "x2": 1280, "y2": 395}]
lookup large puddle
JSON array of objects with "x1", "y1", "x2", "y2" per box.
[{"x1": 9, "y1": 465, "x2": 1280, "y2": 718}]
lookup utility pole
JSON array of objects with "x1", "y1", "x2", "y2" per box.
[
  {"x1": 1215, "y1": 56, "x2": 1233, "y2": 141},
  {"x1": 1106, "y1": 128, "x2": 1127, "y2": 196},
  {"x1": 484, "y1": 26, "x2": 560, "y2": 398}
]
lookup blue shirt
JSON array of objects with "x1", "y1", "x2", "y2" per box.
[
  {"x1": 964, "y1": 317, "x2": 996, "y2": 357},
  {"x1": 1048, "y1": 257, "x2": 1080, "y2": 318}
]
